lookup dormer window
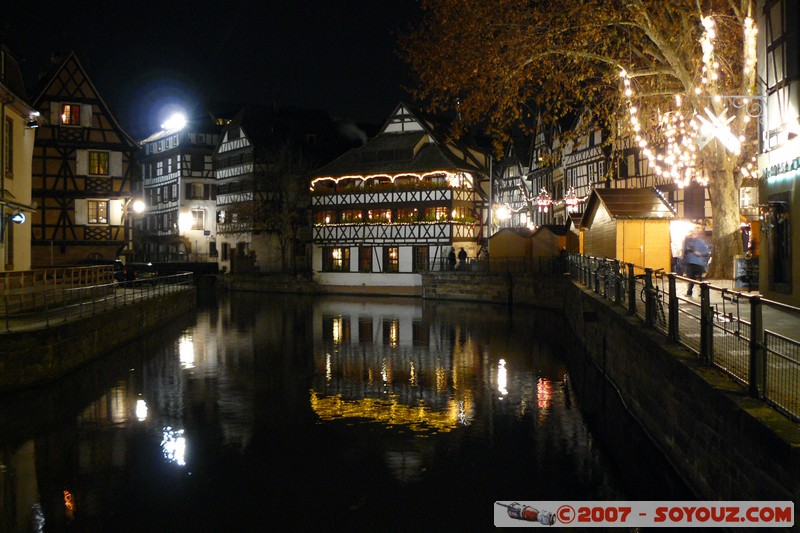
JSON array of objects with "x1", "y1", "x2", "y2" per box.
[{"x1": 61, "y1": 103, "x2": 80, "y2": 125}]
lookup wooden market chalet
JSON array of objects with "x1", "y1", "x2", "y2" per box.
[{"x1": 310, "y1": 103, "x2": 489, "y2": 291}]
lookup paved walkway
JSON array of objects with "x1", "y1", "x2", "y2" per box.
[
  {"x1": 1, "y1": 284, "x2": 193, "y2": 333},
  {"x1": 676, "y1": 278, "x2": 800, "y2": 341}
]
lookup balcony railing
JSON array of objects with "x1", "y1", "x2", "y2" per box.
[
  {"x1": 312, "y1": 186, "x2": 477, "y2": 207},
  {"x1": 313, "y1": 221, "x2": 480, "y2": 243}
]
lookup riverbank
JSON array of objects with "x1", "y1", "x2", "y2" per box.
[{"x1": 0, "y1": 287, "x2": 196, "y2": 392}]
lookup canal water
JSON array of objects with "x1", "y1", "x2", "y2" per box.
[{"x1": 0, "y1": 293, "x2": 691, "y2": 532}]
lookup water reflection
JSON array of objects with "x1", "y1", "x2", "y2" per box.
[{"x1": 0, "y1": 294, "x2": 690, "y2": 531}]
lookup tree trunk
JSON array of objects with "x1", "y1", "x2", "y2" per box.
[{"x1": 704, "y1": 142, "x2": 743, "y2": 279}]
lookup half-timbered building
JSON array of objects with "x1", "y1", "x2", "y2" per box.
[
  {"x1": 0, "y1": 44, "x2": 39, "y2": 272},
  {"x1": 137, "y1": 116, "x2": 219, "y2": 262},
  {"x1": 756, "y1": 0, "x2": 799, "y2": 305},
  {"x1": 310, "y1": 103, "x2": 489, "y2": 292},
  {"x1": 31, "y1": 53, "x2": 138, "y2": 266},
  {"x1": 492, "y1": 141, "x2": 532, "y2": 232},
  {"x1": 214, "y1": 106, "x2": 354, "y2": 273}
]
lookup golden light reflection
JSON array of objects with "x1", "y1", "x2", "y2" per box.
[
  {"x1": 409, "y1": 360, "x2": 416, "y2": 386},
  {"x1": 326, "y1": 352, "x2": 332, "y2": 382},
  {"x1": 64, "y1": 490, "x2": 75, "y2": 520},
  {"x1": 179, "y1": 336, "x2": 195, "y2": 369},
  {"x1": 136, "y1": 399, "x2": 148, "y2": 421},
  {"x1": 332, "y1": 317, "x2": 341, "y2": 344},
  {"x1": 387, "y1": 320, "x2": 399, "y2": 347},
  {"x1": 309, "y1": 391, "x2": 466, "y2": 433},
  {"x1": 497, "y1": 359, "x2": 508, "y2": 397},
  {"x1": 435, "y1": 366, "x2": 448, "y2": 392},
  {"x1": 381, "y1": 358, "x2": 392, "y2": 384},
  {"x1": 537, "y1": 377, "x2": 552, "y2": 410}
]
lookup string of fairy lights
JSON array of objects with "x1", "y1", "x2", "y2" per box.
[{"x1": 620, "y1": 14, "x2": 759, "y2": 189}]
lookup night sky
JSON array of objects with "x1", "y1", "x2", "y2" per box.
[{"x1": 3, "y1": 1, "x2": 420, "y2": 139}]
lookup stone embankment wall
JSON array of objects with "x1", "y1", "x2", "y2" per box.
[
  {"x1": 421, "y1": 272, "x2": 566, "y2": 309},
  {"x1": 0, "y1": 289, "x2": 196, "y2": 392},
  {"x1": 557, "y1": 278, "x2": 800, "y2": 502},
  {"x1": 221, "y1": 274, "x2": 316, "y2": 294}
]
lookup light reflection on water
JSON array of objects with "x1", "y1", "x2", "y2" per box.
[{"x1": 0, "y1": 293, "x2": 689, "y2": 532}]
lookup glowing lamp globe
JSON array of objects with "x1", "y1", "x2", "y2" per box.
[{"x1": 161, "y1": 113, "x2": 187, "y2": 132}]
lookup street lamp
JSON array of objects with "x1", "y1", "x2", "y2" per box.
[
  {"x1": 161, "y1": 112, "x2": 187, "y2": 132},
  {"x1": 120, "y1": 197, "x2": 146, "y2": 260},
  {"x1": 178, "y1": 211, "x2": 194, "y2": 234}
]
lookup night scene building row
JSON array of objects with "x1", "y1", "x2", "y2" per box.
[{"x1": 2, "y1": 1, "x2": 800, "y2": 306}]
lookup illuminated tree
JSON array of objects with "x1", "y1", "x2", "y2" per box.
[{"x1": 401, "y1": 0, "x2": 758, "y2": 277}]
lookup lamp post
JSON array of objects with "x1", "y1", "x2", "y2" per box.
[{"x1": 121, "y1": 198, "x2": 145, "y2": 260}]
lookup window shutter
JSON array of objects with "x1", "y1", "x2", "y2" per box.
[
  {"x1": 74, "y1": 199, "x2": 87, "y2": 225},
  {"x1": 204, "y1": 184, "x2": 210, "y2": 199},
  {"x1": 109, "y1": 199, "x2": 123, "y2": 225},
  {"x1": 50, "y1": 102, "x2": 61, "y2": 124},
  {"x1": 110, "y1": 152, "x2": 123, "y2": 177},
  {"x1": 80, "y1": 105, "x2": 92, "y2": 127},
  {"x1": 76, "y1": 150, "x2": 88, "y2": 175},
  {"x1": 185, "y1": 183, "x2": 192, "y2": 199}
]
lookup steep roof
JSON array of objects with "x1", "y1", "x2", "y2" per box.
[
  {"x1": 533, "y1": 223, "x2": 568, "y2": 237},
  {"x1": 312, "y1": 102, "x2": 488, "y2": 178},
  {"x1": 33, "y1": 52, "x2": 136, "y2": 148},
  {"x1": 580, "y1": 187, "x2": 676, "y2": 229},
  {"x1": 490, "y1": 227, "x2": 534, "y2": 239},
  {"x1": 220, "y1": 105, "x2": 359, "y2": 167}
]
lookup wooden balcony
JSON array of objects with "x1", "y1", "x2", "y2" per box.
[
  {"x1": 312, "y1": 187, "x2": 478, "y2": 208},
  {"x1": 313, "y1": 221, "x2": 479, "y2": 244}
]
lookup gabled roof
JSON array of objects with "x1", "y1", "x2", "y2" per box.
[
  {"x1": 0, "y1": 43, "x2": 29, "y2": 102},
  {"x1": 490, "y1": 227, "x2": 534, "y2": 239},
  {"x1": 580, "y1": 187, "x2": 676, "y2": 229},
  {"x1": 533, "y1": 223, "x2": 568, "y2": 237},
  {"x1": 34, "y1": 52, "x2": 136, "y2": 147},
  {"x1": 312, "y1": 102, "x2": 488, "y2": 178},
  {"x1": 217, "y1": 105, "x2": 360, "y2": 166}
]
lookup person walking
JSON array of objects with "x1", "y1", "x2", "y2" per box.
[
  {"x1": 457, "y1": 247, "x2": 468, "y2": 271},
  {"x1": 683, "y1": 227, "x2": 710, "y2": 297},
  {"x1": 447, "y1": 247, "x2": 457, "y2": 271}
]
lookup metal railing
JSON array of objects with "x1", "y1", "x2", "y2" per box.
[
  {"x1": 427, "y1": 255, "x2": 561, "y2": 274},
  {"x1": 568, "y1": 253, "x2": 800, "y2": 423},
  {"x1": 1, "y1": 272, "x2": 194, "y2": 333}
]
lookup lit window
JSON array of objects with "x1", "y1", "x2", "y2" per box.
[
  {"x1": 315, "y1": 210, "x2": 335, "y2": 224},
  {"x1": 367, "y1": 209, "x2": 392, "y2": 223},
  {"x1": 61, "y1": 104, "x2": 80, "y2": 125},
  {"x1": 423, "y1": 207, "x2": 448, "y2": 221},
  {"x1": 384, "y1": 246, "x2": 399, "y2": 272},
  {"x1": 88, "y1": 151, "x2": 109, "y2": 175},
  {"x1": 340, "y1": 210, "x2": 362, "y2": 223},
  {"x1": 397, "y1": 208, "x2": 417, "y2": 222},
  {"x1": 88, "y1": 200, "x2": 108, "y2": 224},
  {"x1": 323, "y1": 247, "x2": 350, "y2": 272}
]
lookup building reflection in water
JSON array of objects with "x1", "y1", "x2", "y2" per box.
[
  {"x1": 310, "y1": 300, "x2": 553, "y2": 436},
  {"x1": 0, "y1": 295, "x2": 667, "y2": 531},
  {"x1": 311, "y1": 299, "x2": 483, "y2": 434}
]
